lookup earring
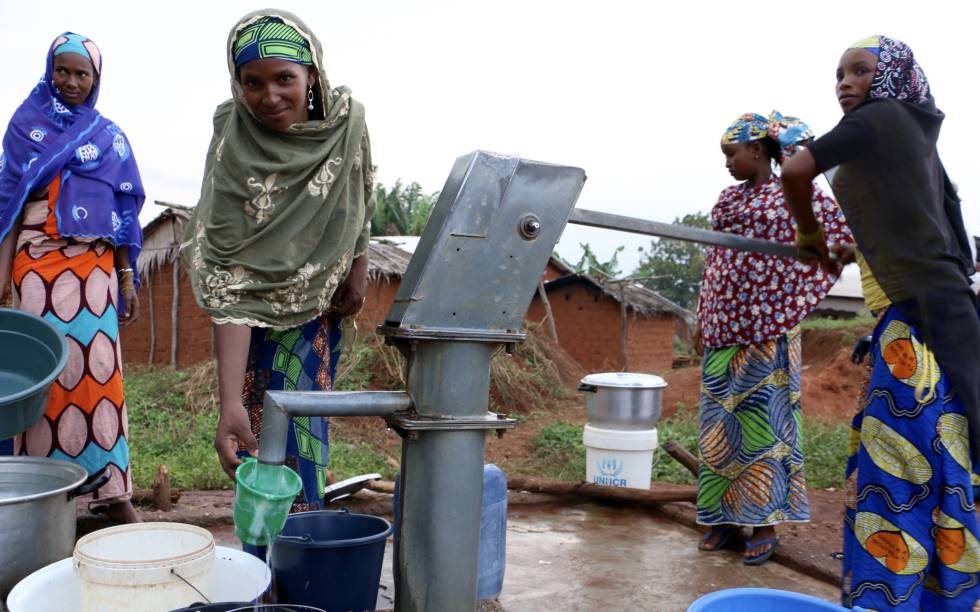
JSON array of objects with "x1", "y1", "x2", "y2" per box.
[
  {"x1": 307, "y1": 85, "x2": 314, "y2": 111},
  {"x1": 754, "y1": 154, "x2": 759, "y2": 159}
]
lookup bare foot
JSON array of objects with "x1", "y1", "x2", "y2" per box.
[
  {"x1": 103, "y1": 500, "x2": 142, "y2": 524},
  {"x1": 743, "y1": 526, "x2": 777, "y2": 561}
]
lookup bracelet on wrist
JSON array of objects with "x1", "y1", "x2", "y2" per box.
[{"x1": 795, "y1": 225, "x2": 825, "y2": 249}]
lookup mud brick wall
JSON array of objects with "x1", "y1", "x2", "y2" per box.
[
  {"x1": 121, "y1": 264, "x2": 404, "y2": 368},
  {"x1": 121, "y1": 263, "x2": 212, "y2": 368},
  {"x1": 527, "y1": 283, "x2": 676, "y2": 375},
  {"x1": 123, "y1": 266, "x2": 677, "y2": 374}
]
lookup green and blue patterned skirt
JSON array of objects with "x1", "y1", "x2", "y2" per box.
[
  {"x1": 696, "y1": 327, "x2": 810, "y2": 527},
  {"x1": 243, "y1": 314, "x2": 342, "y2": 510}
]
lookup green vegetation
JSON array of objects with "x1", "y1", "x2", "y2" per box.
[
  {"x1": 801, "y1": 313, "x2": 876, "y2": 346},
  {"x1": 125, "y1": 362, "x2": 400, "y2": 490},
  {"x1": 125, "y1": 366, "x2": 226, "y2": 490},
  {"x1": 372, "y1": 180, "x2": 439, "y2": 236},
  {"x1": 527, "y1": 410, "x2": 850, "y2": 489},
  {"x1": 801, "y1": 421, "x2": 852, "y2": 489},
  {"x1": 801, "y1": 312, "x2": 876, "y2": 332},
  {"x1": 568, "y1": 242, "x2": 624, "y2": 278},
  {"x1": 329, "y1": 440, "x2": 397, "y2": 481},
  {"x1": 635, "y1": 212, "x2": 711, "y2": 309}
]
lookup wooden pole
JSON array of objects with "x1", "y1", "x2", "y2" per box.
[
  {"x1": 170, "y1": 260, "x2": 179, "y2": 369},
  {"x1": 537, "y1": 279, "x2": 559, "y2": 343},
  {"x1": 147, "y1": 272, "x2": 156, "y2": 364},
  {"x1": 661, "y1": 439, "x2": 700, "y2": 478},
  {"x1": 619, "y1": 283, "x2": 629, "y2": 371},
  {"x1": 367, "y1": 476, "x2": 695, "y2": 504},
  {"x1": 152, "y1": 464, "x2": 172, "y2": 512}
]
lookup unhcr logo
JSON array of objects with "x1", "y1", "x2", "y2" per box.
[{"x1": 593, "y1": 458, "x2": 627, "y2": 487}]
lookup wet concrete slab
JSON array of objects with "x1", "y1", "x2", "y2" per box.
[
  {"x1": 498, "y1": 502, "x2": 839, "y2": 611},
  {"x1": 209, "y1": 500, "x2": 839, "y2": 611}
]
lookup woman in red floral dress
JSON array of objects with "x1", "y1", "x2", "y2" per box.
[{"x1": 694, "y1": 112, "x2": 851, "y2": 564}]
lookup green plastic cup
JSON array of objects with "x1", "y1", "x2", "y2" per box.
[{"x1": 234, "y1": 457, "x2": 303, "y2": 546}]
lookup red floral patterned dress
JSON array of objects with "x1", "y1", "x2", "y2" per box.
[{"x1": 697, "y1": 176, "x2": 851, "y2": 348}]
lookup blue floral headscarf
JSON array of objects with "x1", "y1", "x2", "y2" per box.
[{"x1": 0, "y1": 32, "x2": 145, "y2": 288}]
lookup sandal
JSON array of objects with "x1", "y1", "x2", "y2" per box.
[
  {"x1": 743, "y1": 536, "x2": 779, "y2": 565},
  {"x1": 698, "y1": 526, "x2": 738, "y2": 552}
]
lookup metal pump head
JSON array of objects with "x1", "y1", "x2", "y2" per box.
[{"x1": 383, "y1": 151, "x2": 586, "y2": 340}]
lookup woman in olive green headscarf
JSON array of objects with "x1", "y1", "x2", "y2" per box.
[{"x1": 181, "y1": 10, "x2": 375, "y2": 530}]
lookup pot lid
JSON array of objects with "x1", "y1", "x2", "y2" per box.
[{"x1": 580, "y1": 372, "x2": 667, "y2": 389}]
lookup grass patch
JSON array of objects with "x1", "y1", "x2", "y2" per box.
[
  {"x1": 802, "y1": 313, "x2": 876, "y2": 332},
  {"x1": 526, "y1": 412, "x2": 850, "y2": 489},
  {"x1": 802, "y1": 421, "x2": 851, "y2": 489},
  {"x1": 802, "y1": 313, "x2": 876, "y2": 346},
  {"x1": 126, "y1": 364, "x2": 401, "y2": 490},
  {"x1": 125, "y1": 366, "x2": 226, "y2": 490},
  {"x1": 527, "y1": 421, "x2": 586, "y2": 480},
  {"x1": 329, "y1": 439, "x2": 396, "y2": 481}
]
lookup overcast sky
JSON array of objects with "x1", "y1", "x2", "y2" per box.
[{"x1": 1, "y1": 1, "x2": 976, "y2": 274}]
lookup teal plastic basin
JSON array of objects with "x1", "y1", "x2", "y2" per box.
[{"x1": 0, "y1": 308, "x2": 68, "y2": 440}]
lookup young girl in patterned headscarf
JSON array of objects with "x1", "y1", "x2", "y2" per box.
[
  {"x1": 782, "y1": 35, "x2": 980, "y2": 610},
  {"x1": 694, "y1": 112, "x2": 851, "y2": 564}
]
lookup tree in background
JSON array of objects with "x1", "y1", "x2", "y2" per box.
[
  {"x1": 570, "y1": 242, "x2": 624, "y2": 278},
  {"x1": 634, "y1": 212, "x2": 710, "y2": 309},
  {"x1": 372, "y1": 180, "x2": 439, "y2": 236}
]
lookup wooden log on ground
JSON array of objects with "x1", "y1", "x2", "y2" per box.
[
  {"x1": 368, "y1": 476, "x2": 695, "y2": 503},
  {"x1": 132, "y1": 488, "x2": 182, "y2": 506},
  {"x1": 507, "y1": 476, "x2": 695, "y2": 504},
  {"x1": 661, "y1": 439, "x2": 700, "y2": 478},
  {"x1": 366, "y1": 480, "x2": 396, "y2": 495},
  {"x1": 153, "y1": 464, "x2": 172, "y2": 512}
]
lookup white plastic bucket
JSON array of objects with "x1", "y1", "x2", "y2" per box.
[
  {"x1": 583, "y1": 423, "x2": 658, "y2": 490},
  {"x1": 72, "y1": 522, "x2": 215, "y2": 612},
  {"x1": 8, "y1": 545, "x2": 269, "y2": 612}
]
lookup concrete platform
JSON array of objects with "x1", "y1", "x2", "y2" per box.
[{"x1": 209, "y1": 498, "x2": 839, "y2": 611}]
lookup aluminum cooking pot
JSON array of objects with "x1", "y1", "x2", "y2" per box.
[
  {"x1": 0, "y1": 457, "x2": 109, "y2": 597},
  {"x1": 578, "y1": 372, "x2": 668, "y2": 430}
]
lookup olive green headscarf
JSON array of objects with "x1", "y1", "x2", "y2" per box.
[{"x1": 181, "y1": 9, "x2": 374, "y2": 328}]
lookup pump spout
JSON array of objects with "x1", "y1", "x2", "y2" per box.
[{"x1": 257, "y1": 390, "x2": 413, "y2": 465}]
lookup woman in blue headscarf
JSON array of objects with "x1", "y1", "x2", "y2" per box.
[{"x1": 0, "y1": 33, "x2": 145, "y2": 523}]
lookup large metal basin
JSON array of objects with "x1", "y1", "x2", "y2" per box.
[
  {"x1": 0, "y1": 308, "x2": 69, "y2": 440},
  {"x1": 0, "y1": 457, "x2": 108, "y2": 597},
  {"x1": 578, "y1": 372, "x2": 667, "y2": 430}
]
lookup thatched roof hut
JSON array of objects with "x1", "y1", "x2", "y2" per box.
[
  {"x1": 137, "y1": 202, "x2": 414, "y2": 282},
  {"x1": 543, "y1": 273, "x2": 695, "y2": 324},
  {"x1": 136, "y1": 201, "x2": 192, "y2": 280}
]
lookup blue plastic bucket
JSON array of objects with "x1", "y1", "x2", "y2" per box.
[
  {"x1": 688, "y1": 588, "x2": 860, "y2": 611},
  {"x1": 271, "y1": 510, "x2": 392, "y2": 612}
]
